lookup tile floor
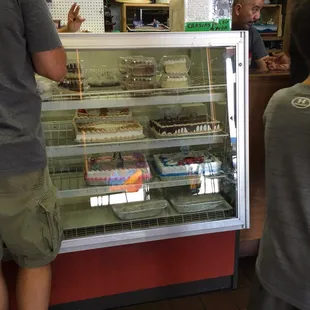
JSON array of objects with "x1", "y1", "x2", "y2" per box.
[{"x1": 115, "y1": 256, "x2": 256, "y2": 310}]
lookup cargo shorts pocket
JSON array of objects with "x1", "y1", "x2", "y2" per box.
[{"x1": 38, "y1": 185, "x2": 64, "y2": 254}]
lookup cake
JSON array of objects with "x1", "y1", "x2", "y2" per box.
[
  {"x1": 150, "y1": 115, "x2": 221, "y2": 138},
  {"x1": 74, "y1": 108, "x2": 132, "y2": 123},
  {"x1": 154, "y1": 151, "x2": 222, "y2": 180},
  {"x1": 74, "y1": 120, "x2": 144, "y2": 143},
  {"x1": 85, "y1": 153, "x2": 151, "y2": 192},
  {"x1": 161, "y1": 56, "x2": 190, "y2": 74},
  {"x1": 161, "y1": 75, "x2": 190, "y2": 89}
]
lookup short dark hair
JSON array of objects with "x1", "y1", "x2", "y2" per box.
[
  {"x1": 233, "y1": 0, "x2": 243, "y2": 6},
  {"x1": 291, "y1": 0, "x2": 310, "y2": 68}
]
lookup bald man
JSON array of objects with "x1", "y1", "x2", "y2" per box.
[{"x1": 232, "y1": 0, "x2": 269, "y2": 71}]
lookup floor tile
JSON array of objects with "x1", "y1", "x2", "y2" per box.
[
  {"x1": 168, "y1": 296, "x2": 205, "y2": 310},
  {"x1": 239, "y1": 257, "x2": 256, "y2": 283},
  {"x1": 238, "y1": 268, "x2": 252, "y2": 288},
  {"x1": 200, "y1": 291, "x2": 239, "y2": 310},
  {"x1": 232, "y1": 287, "x2": 251, "y2": 310}
]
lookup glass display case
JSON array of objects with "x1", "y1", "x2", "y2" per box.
[{"x1": 40, "y1": 32, "x2": 249, "y2": 253}]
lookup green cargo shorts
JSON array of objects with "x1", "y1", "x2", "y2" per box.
[{"x1": 0, "y1": 167, "x2": 63, "y2": 268}]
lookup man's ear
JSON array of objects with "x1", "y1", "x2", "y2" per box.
[{"x1": 234, "y1": 4, "x2": 242, "y2": 16}]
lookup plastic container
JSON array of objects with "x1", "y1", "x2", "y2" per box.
[
  {"x1": 111, "y1": 200, "x2": 168, "y2": 220},
  {"x1": 118, "y1": 55, "x2": 142, "y2": 74},
  {"x1": 160, "y1": 74, "x2": 190, "y2": 89},
  {"x1": 127, "y1": 56, "x2": 157, "y2": 76},
  {"x1": 120, "y1": 74, "x2": 129, "y2": 90},
  {"x1": 86, "y1": 67, "x2": 119, "y2": 87},
  {"x1": 126, "y1": 76, "x2": 156, "y2": 90},
  {"x1": 36, "y1": 76, "x2": 56, "y2": 101},
  {"x1": 65, "y1": 59, "x2": 84, "y2": 79},
  {"x1": 160, "y1": 55, "x2": 191, "y2": 74}
]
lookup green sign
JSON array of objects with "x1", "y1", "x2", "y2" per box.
[{"x1": 185, "y1": 19, "x2": 231, "y2": 32}]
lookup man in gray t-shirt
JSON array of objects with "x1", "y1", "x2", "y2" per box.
[
  {"x1": 248, "y1": 1, "x2": 310, "y2": 309},
  {"x1": 232, "y1": 0, "x2": 268, "y2": 70},
  {"x1": 0, "y1": 0, "x2": 66, "y2": 309}
]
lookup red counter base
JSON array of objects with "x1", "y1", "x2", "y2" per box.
[{"x1": 3, "y1": 231, "x2": 237, "y2": 309}]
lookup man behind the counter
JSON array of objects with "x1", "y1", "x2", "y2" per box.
[
  {"x1": 0, "y1": 0, "x2": 67, "y2": 310},
  {"x1": 232, "y1": 0, "x2": 269, "y2": 71}
]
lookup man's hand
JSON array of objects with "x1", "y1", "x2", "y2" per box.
[
  {"x1": 66, "y1": 3, "x2": 85, "y2": 33},
  {"x1": 265, "y1": 52, "x2": 290, "y2": 71}
]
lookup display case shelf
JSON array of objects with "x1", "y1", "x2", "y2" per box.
[
  {"x1": 44, "y1": 121, "x2": 228, "y2": 157},
  {"x1": 42, "y1": 86, "x2": 226, "y2": 111},
  {"x1": 50, "y1": 167, "x2": 229, "y2": 199},
  {"x1": 62, "y1": 201, "x2": 234, "y2": 239}
]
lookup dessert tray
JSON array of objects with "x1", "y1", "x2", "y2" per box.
[
  {"x1": 153, "y1": 150, "x2": 222, "y2": 180},
  {"x1": 84, "y1": 152, "x2": 151, "y2": 190},
  {"x1": 74, "y1": 108, "x2": 132, "y2": 123},
  {"x1": 73, "y1": 119, "x2": 144, "y2": 143},
  {"x1": 150, "y1": 114, "x2": 222, "y2": 138}
]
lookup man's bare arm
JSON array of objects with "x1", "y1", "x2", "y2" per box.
[
  {"x1": 255, "y1": 57, "x2": 269, "y2": 72},
  {"x1": 32, "y1": 47, "x2": 67, "y2": 82}
]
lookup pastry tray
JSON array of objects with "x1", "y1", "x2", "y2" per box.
[
  {"x1": 168, "y1": 193, "x2": 229, "y2": 213},
  {"x1": 111, "y1": 199, "x2": 169, "y2": 220}
]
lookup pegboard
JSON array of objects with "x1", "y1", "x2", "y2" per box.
[{"x1": 47, "y1": 0, "x2": 105, "y2": 33}]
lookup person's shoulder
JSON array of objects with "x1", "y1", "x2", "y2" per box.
[
  {"x1": 271, "y1": 84, "x2": 310, "y2": 102},
  {"x1": 270, "y1": 86, "x2": 296, "y2": 101},
  {"x1": 249, "y1": 26, "x2": 260, "y2": 37},
  {"x1": 266, "y1": 84, "x2": 310, "y2": 115}
]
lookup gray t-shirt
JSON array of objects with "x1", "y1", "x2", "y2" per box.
[
  {"x1": 249, "y1": 26, "x2": 268, "y2": 68},
  {"x1": 0, "y1": 0, "x2": 62, "y2": 175},
  {"x1": 256, "y1": 83, "x2": 310, "y2": 310}
]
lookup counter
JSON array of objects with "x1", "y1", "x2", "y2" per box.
[{"x1": 240, "y1": 71, "x2": 290, "y2": 245}]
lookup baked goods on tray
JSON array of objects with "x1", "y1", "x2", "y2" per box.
[
  {"x1": 74, "y1": 120, "x2": 144, "y2": 143},
  {"x1": 74, "y1": 108, "x2": 132, "y2": 123},
  {"x1": 150, "y1": 115, "x2": 221, "y2": 138}
]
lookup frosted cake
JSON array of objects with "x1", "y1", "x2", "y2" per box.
[
  {"x1": 150, "y1": 115, "x2": 221, "y2": 138},
  {"x1": 154, "y1": 151, "x2": 222, "y2": 180},
  {"x1": 85, "y1": 153, "x2": 151, "y2": 191},
  {"x1": 161, "y1": 56, "x2": 190, "y2": 74},
  {"x1": 75, "y1": 108, "x2": 132, "y2": 123},
  {"x1": 161, "y1": 75, "x2": 190, "y2": 89},
  {"x1": 74, "y1": 120, "x2": 144, "y2": 143}
]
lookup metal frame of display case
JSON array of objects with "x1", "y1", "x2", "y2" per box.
[{"x1": 41, "y1": 32, "x2": 249, "y2": 254}]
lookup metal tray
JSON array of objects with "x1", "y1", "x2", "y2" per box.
[
  {"x1": 168, "y1": 193, "x2": 229, "y2": 213},
  {"x1": 111, "y1": 199, "x2": 169, "y2": 220}
]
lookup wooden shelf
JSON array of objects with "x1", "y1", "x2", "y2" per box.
[
  {"x1": 262, "y1": 36, "x2": 283, "y2": 41},
  {"x1": 121, "y1": 3, "x2": 169, "y2": 32},
  {"x1": 121, "y1": 3, "x2": 169, "y2": 7}
]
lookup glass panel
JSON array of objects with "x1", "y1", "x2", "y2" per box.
[{"x1": 40, "y1": 46, "x2": 238, "y2": 240}]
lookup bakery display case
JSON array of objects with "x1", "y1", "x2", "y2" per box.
[{"x1": 41, "y1": 32, "x2": 249, "y2": 254}]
